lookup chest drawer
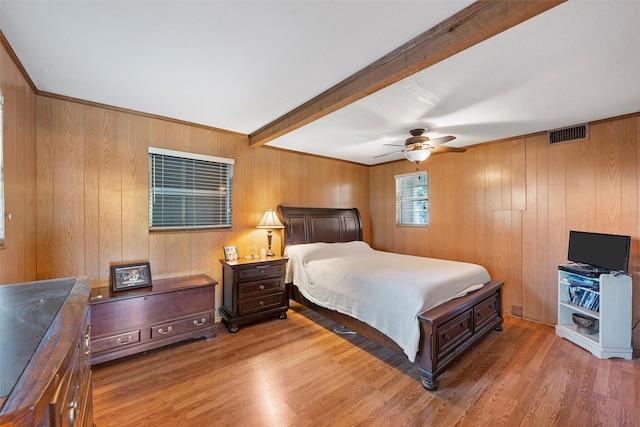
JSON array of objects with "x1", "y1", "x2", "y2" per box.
[
  {"x1": 238, "y1": 293, "x2": 285, "y2": 316},
  {"x1": 92, "y1": 330, "x2": 141, "y2": 353},
  {"x1": 238, "y1": 278, "x2": 283, "y2": 300},
  {"x1": 474, "y1": 293, "x2": 500, "y2": 331},
  {"x1": 150, "y1": 312, "x2": 213, "y2": 339},
  {"x1": 237, "y1": 263, "x2": 285, "y2": 282},
  {"x1": 436, "y1": 309, "x2": 473, "y2": 360},
  {"x1": 91, "y1": 285, "x2": 215, "y2": 336}
]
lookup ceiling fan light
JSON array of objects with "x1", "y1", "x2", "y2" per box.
[{"x1": 404, "y1": 148, "x2": 431, "y2": 164}]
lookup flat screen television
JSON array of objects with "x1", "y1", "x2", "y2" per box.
[{"x1": 567, "y1": 230, "x2": 631, "y2": 273}]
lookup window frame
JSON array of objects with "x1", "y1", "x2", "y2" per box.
[
  {"x1": 395, "y1": 171, "x2": 429, "y2": 227},
  {"x1": 148, "y1": 147, "x2": 234, "y2": 232}
]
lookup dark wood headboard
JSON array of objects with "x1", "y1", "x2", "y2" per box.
[{"x1": 277, "y1": 206, "x2": 363, "y2": 246}]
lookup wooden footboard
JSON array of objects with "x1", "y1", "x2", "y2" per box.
[
  {"x1": 287, "y1": 280, "x2": 504, "y2": 391},
  {"x1": 416, "y1": 280, "x2": 503, "y2": 390}
]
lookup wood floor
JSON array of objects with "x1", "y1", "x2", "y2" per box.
[{"x1": 92, "y1": 302, "x2": 639, "y2": 427}]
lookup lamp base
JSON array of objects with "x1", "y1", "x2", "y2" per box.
[{"x1": 266, "y1": 230, "x2": 275, "y2": 256}]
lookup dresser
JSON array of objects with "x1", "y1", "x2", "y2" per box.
[
  {"x1": 0, "y1": 277, "x2": 93, "y2": 427},
  {"x1": 89, "y1": 274, "x2": 217, "y2": 364},
  {"x1": 220, "y1": 256, "x2": 288, "y2": 332}
]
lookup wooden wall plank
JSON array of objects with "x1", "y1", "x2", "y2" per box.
[
  {"x1": 634, "y1": 116, "x2": 640, "y2": 346},
  {"x1": 594, "y1": 121, "x2": 622, "y2": 232},
  {"x1": 52, "y1": 100, "x2": 85, "y2": 277},
  {"x1": 98, "y1": 109, "x2": 125, "y2": 280},
  {"x1": 511, "y1": 139, "x2": 527, "y2": 210},
  {"x1": 0, "y1": 45, "x2": 37, "y2": 284},
  {"x1": 544, "y1": 141, "x2": 566, "y2": 324},
  {"x1": 122, "y1": 115, "x2": 151, "y2": 263},
  {"x1": 83, "y1": 105, "x2": 101, "y2": 283},
  {"x1": 35, "y1": 97, "x2": 54, "y2": 280},
  {"x1": 522, "y1": 135, "x2": 541, "y2": 320}
]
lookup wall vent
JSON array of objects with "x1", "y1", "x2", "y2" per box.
[{"x1": 547, "y1": 123, "x2": 589, "y2": 145}]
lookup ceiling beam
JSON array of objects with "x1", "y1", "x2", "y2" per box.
[{"x1": 249, "y1": 0, "x2": 566, "y2": 147}]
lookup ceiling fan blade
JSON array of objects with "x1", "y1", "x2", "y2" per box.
[
  {"x1": 374, "y1": 150, "x2": 405, "y2": 158},
  {"x1": 382, "y1": 143, "x2": 405, "y2": 147},
  {"x1": 430, "y1": 146, "x2": 466, "y2": 155},
  {"x1": 427, "y1": 135, "x2": 456, "y2": 146}
]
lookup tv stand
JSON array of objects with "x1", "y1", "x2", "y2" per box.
[{"x1": 556, "y1": 267, "x2": 632, "y2": 360}]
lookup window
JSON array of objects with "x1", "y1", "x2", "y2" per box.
[
  {"x1": 149, "y1": 147, "x2": 234, "y2": 231},
  {"x1": 396, "y1": 171, "x2": 428, "y2": 226},
  {"x1": 0, "y1": 92, "x2": 4, "y2": 247}
]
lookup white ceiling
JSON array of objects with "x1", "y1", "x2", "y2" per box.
[{"x1": 1, "y1": 1, "x2": 638, "y2": 166}]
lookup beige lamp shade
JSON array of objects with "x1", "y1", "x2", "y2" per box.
[{"x1": 256, "y1": 209, "x2": 285, "y2": 229}]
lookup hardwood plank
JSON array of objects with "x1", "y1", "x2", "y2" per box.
[{"x1": 92, "y1": 302, "x2": 640, "y2": 427}]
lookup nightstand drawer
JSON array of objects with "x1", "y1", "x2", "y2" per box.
[
  {"x1": 92, "y1": 330, "x2": 141, "y2": 353},
  {"x1": 237, "y1": 263, "x2": 285, "y2": 282},
  {"x1": 150, "y1": 312, "x2": 213, "y2": 339},
  {"x1": 238, "y1": 278, "x2": 283, "y2": 300},
  {"x1": 238, "y1": 293, "x2": 285, "y2": 316}
]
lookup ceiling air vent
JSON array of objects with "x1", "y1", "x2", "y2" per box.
[{"x1": 547, "y1": 123, "x2": 589, "y2": 145}]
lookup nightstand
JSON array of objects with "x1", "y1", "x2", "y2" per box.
[{"x1": 220, "y1": 256, "x2": 288, "y2": 332}]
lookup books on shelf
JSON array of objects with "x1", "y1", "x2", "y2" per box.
[{"x1": 567, "y1": 282, "x2": 599, "y2": 312}]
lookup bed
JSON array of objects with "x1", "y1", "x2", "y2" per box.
[{"x1": 278, "y1": 205, "x2": 504, "y2": 391}]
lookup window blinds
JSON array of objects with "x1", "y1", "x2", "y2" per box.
[
  {"x1": 395, "y1": 171, "x2": 429, "y2": 226},
  {"x1": 148, "y1": 147, "x2": 234, "y2": 230}
]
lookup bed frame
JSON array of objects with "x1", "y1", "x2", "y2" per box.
[{"x1": 278, "y1": 205, "x2": 504, "y2": 391}]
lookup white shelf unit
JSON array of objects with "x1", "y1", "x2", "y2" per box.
[{"x1": 556, "y1": 268, "x2": 632, "y2": 360}]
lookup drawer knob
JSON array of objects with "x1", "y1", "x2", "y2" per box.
[
  {"x1": 442, "y1": 333, "x2": 450, "y2": 340},
  {"x1": 68, "y1": 384, "x2": 79, "y2": 427},
  {"x1": 84, "y1": 325, "x2": 91, "y2": 355},
  {"x1": 460, "y1": 322, "x2": 466, "y2": 328},
  {"x1": 259, "y1": 300, "x2": 264, "y2": 306},
  {"x1": 259, "y1": 284, "x2": 265, "y2": 290},
  {"x1": 158, "y1": 326, "x2": 173, "y2": 335},
  {"x1": 259, "y1": 269, "x2": 265, "y2": 274},
  {"x1": 116, "y1": 335, "x2": 133, "y2": 345},
  {"x1": 193, "y1": 318, "x2": 206, "y2": 326}
]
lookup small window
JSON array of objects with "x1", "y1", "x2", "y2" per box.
[
  {"x1": 396, "y1": 171, "x2": 428, "y2": 226},
  {"x1": 0, "y1": 92, "x2": 4, "y2": 247},
  {"x1": 149, "y1": 147, "x2": 234, "y2": 231}
]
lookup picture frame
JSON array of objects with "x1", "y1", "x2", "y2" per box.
[
  {"x1": 223, "y1": 245, "x2": 239, "y2": 261},
  {"x1": 110, "y1": 262, "x2": 152, "y2": 292}
]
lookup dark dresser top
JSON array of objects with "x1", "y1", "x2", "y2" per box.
[{"x1": 0, "y1": 278, "x2": 76, "y2": 398}]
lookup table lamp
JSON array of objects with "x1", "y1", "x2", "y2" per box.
[{"x1": 256, "y1": 209, "x2": 285, "y2": 256}]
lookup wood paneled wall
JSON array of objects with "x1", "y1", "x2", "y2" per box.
[
  {"x1": 0, "y1": 41, "x2": 37, "y2": 285},
  {"x1": 34, "y1": 97, "x2": 370, "y2": 313},
  {"x1": 370, "y1": 114, "x2": 640, "y2": 347}
]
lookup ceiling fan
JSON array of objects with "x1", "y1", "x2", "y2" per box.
[{"x1": 375, "y1": 128, "x2": 466, "y2": 165}]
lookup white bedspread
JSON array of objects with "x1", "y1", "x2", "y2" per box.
[{"x1": 284, "y1": 241, "x2": 491, "y2": 362}]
